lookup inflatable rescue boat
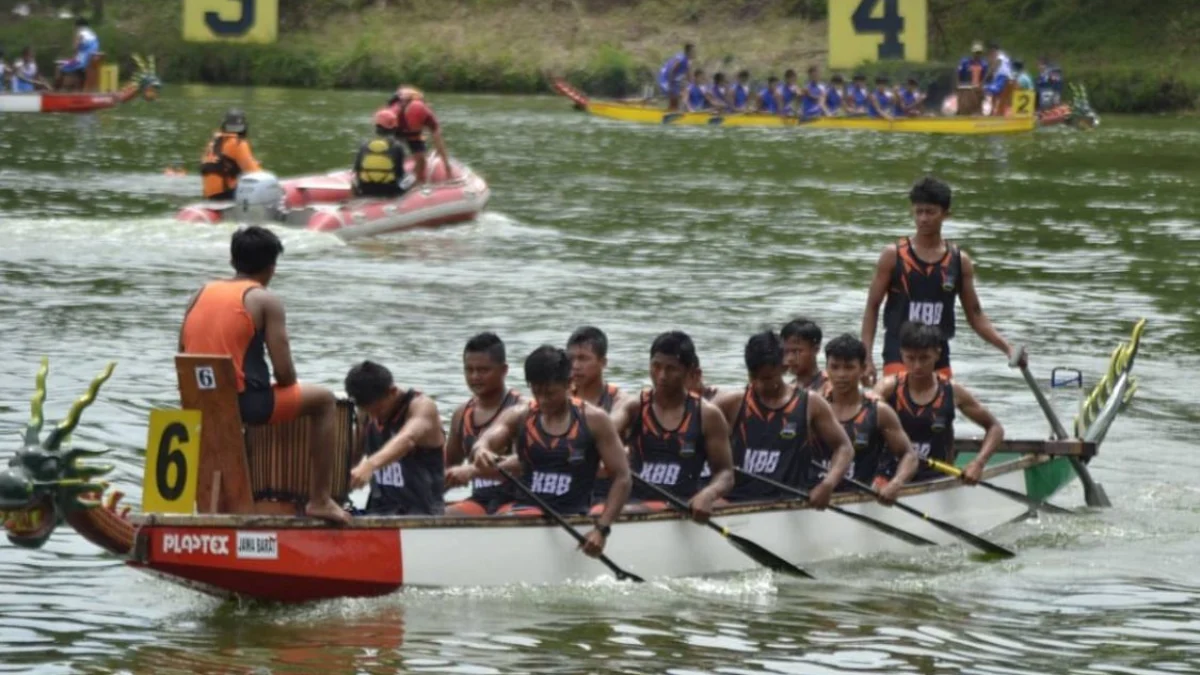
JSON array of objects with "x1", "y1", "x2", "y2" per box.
[{"x1": 176, "y1": 156, "x2": 489, "y2": 240}]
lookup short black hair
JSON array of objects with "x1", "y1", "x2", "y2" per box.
[
  {"x1": 781, "y1": 317, "x2": 822, "y2": 346},
  {"x1": 231, "y1": 226, "x2": 283, "y2": 275},
  {"x1": 784, "y1": 68, "x2": 797, "y2": 78},
  {"x1": 825, "y1": 333, "x2": 867, "y2": 364},
  {"x1": 907, "y1": 77, "x2": 919, "y2": 85},
  {"x1": 464, "y1": 332, "x2": 506, "y2": 364},
  {"x1": 567, "y1": 326, "x2": 608, "y2": 359},
  {"x1": 684, "y1": 43, "x2": 695, "y2": 55},
  {"x1": 909, "y1": 176, "x2": 952, "y2": 211},
  {"x1": 344, "y1": 360, "x2": 395, "y2": 406},
  {"x1": 525, "y1": 345, "x2": 571, "y2": 386},
  {"x1": 807, "y1": 65, "x2": 819, "y2": 76},
  {"x1": 737, "y1": 69, "x2": 750, "y2": 78},
  {"x1": 745, "y1": 331, "x2": 784, "y2": 376},
  {"x1": 853, "y1": 73, "x2": 867, "y2": 81},
  {"x1": 831, "y1": 74, "x2": 845, "y2": 83},
  {"x1": 1012, "y1": 60, "x2": 1025, "y2": 71},
  {"x1": 767, "y1": 75, "x2": 779, "y2": 84},
  {"x1": 650, "y1": 331, "x2": 699, "y2": 369},
  {"x1": 714, "y1": 72, "x2": 726, "y2": 83},
  {"x1": 899, "y1": 322, "x2": 944, "y2": 351},
  {"x1": 75, "y1": 17, "x2": 89, "y2": 26},
  {"x1": 875, "y1": 75, "x2": 890, "y2": 84},
  {"x1": 987, "y1": 41, "x2": 1001, "y2": 50}
]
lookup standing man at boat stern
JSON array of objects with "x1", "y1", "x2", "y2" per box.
[
  {"x1": 471, "y1": 346, "x2": 631, "y2": 557},
  {"x1": 345, "y1": 361, "x2": 447, "y2": 516},
  {"x1": 860, "y1": 176, "x2": 1024, "y2": 385},
  {"x1": 874, "y1": 323, "x2": 1004, "y2": 484},
  {"x1": 179, "y1": 226, "x2": 349, "y2": 524},
  {"x1": 658, "y1": 43, "x2": 695, "y2": 111},
  {"x1": 610, "y1": 331, "x2": 734, "y2": 520},
  {"x1": 388, "y1": 86, "x2": 454, "y2": 185}
]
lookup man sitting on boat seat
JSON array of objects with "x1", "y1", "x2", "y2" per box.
[
  {"x1": 867, "y1": 76, "x2": 895, "y2": 120},
  {"x1": 344, "y1": 361, "x2": 446, "y2": 516},
  {"x1": 444, "y1": 332, "x2": 523, "y2": 516},
  {"x1": 984, "y1": 42, "x2": 1014, "y2": 115},
  {"x1": 958, "y1": 41, "x2": 988, "y2": 88},
  {"x1": 825, "y1": 74, "x2": 846, "y2": 114},
  {"x1": 821, "y1": 334, "x2": 918, "y2": 500},
  {"x1": 860, "y1": 176, "x2": 1025, "y2": 385},
  {"x1": 780, "y1": 69, "x2": 801, "y2": 116},
  {"x1": 782, "y1": 317, "x2": 828, "y2": 392},
  {"x1": 873, "y1": 323, "x2": 1005, "y2": 484},
  {"x1": 1012, "y1": 61, "x2": 1034, "y2": 91},
  {"x1": 846, "y1": 74, "x2": 870, "y2": 115},
  {"x1": 471, "y1": 346, "x2": 630, "y2": 558},
  {"x1": 731, "y1": 70, "x2": 752, "y2": 111},
  {"x1": 352, "y1": 108, "x2": 411, "y2": 198},
  {"x1": 756, "y1": 76, "x2": 782, "y2": 115},
  {"x1": 799, "y1": 66, "x2": 830, "y2": 119},
  {"x1": 609, "y1": 332, "x2": 734, "y2": 520},
  {"x1": 895, "y1": 78, "x2": 925, "y2": 117},
  {"x1": 567, "y1": 325, "x2": 624, "y2": 505},
  {"x1": 13, "y1": 46, "x2": 47, "y2": 93},
  {"x1": 179, "y1": 226, "x2": 350, "y2": 524},
  {"x1": 388, "y1": 86, "x2": 455, "y2": 185},
  {"x1": 200, "y1": 109, "x2": 263, "y2": 201},
  {"x1": 1036, "y1": 56, "x2": 1064, "y2": 110},
  {"x1": 54, "y1": 17, "x2": 99, "y2": 91},
  {"x1": 709, "y1": 331, "x2": 853, "y2": 505}
]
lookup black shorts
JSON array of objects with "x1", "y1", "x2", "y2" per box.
[
  {"x1": 404, "y1": 138, "x2": 428, "y2": 155},
  {"x1": 238, "y1": 388, "x2": 275, "y2": 425}
]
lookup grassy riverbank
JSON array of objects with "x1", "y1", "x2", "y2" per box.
[{"x1": 2, "y1": 0, "x2": 1196, "y2": 112}]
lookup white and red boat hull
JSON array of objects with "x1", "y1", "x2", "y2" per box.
[
  {"x1": 176, "y1": 157, "x2": 490, "y2": 240},
  {"x1": 0, "y1": 87, "x2": 137, "y2": 113}
]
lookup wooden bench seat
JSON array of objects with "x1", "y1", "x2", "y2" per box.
[{"x1": 175, "y1": 355, "x2": 357, "y2": 515}]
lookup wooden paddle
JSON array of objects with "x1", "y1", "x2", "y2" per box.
[
  {"x1": 815, "y1": 461, "x2": 1017, "y2": 559},
  {"x1": 631, "y1": 474, "x2": 815, "y2": 579},
  {"x1": 734, "y1": 469, "x2": 936, "y2": 547},
  {"x1": 923, "y1": 457, "x2": 1076, "y2": 516},
  {"x1": 1010, "y1": 346, "x2": 1111, "y2": 508},
  {"x1": 495, "y1": 464, "x2": 644, "y2": 583}
]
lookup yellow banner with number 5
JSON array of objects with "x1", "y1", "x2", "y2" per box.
[
  {"x1": 142, "y1": 409, "x2": 203, "y2": 514},
  {"x1": 183, "y1": 0, "x2": 278, "y2": 44},
  {"x1": 829, "y1": 0, "x2": 927, "y2": 69}
]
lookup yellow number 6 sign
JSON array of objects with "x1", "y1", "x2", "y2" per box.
[
  {"x1": 829, "y1": 0, "x2": 927, "y2": 69},
  {"x1": 142, "y1": 409, "x2": 203, "y2": 514}
]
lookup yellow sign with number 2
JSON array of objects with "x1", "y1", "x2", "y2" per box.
[{"x1": 142, "y1": 409, "x2": 203, "y2": 514}]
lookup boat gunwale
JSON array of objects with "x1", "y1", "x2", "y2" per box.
[{"x1": 135, "y1": 450, "x2": 1055, "y2": 530}]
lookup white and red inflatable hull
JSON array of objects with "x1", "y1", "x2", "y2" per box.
[
  {"x1": 0, "y1": 92, "x2": 126, "y2": 113},
  {"x1": 177, "y1": 157, "x2": 490, "y2": 241}
]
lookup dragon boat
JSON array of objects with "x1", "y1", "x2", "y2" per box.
[
  {"x1": 0, "y1": 55, "x2": 161, "y2": 114},
  {"x1": 0, "y1": 321, "x2": 1145, "y2": 603},
  {"x1": 552, "y1": 78, "x2": 1038, "y2": 135}
]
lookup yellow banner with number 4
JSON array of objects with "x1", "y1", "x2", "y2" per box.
[
  {"x1": 142, "y1": 409, "x2": 202, "y2": 514},
  {"x1": 829, "y1": 0, "x2": 927, "y2": 68}
]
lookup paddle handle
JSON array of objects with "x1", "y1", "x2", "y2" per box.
[
  {"x1": 632, "y1": 474, "x2": 726, "y2": 535},
  {"x1": 1010, "y1": 345, "x2": 1070, "y2": 440},
  {"x1": 926, "y1": 458, "x2": 963, "y2": 478}
]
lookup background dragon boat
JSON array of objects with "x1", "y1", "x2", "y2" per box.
[
  {"x1": 0, "y1": 55, "x2": 161, "y2": 114},
  {"x1": 0, "y1": 321, "x2": 1144, "y2": 603},
  {"x1": 553, "y1": 79, "x2": 1097, "y2": 134}
]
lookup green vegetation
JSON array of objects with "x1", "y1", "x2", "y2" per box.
[{"x1": 1, "y1": 0, "x2": 1195, "y2": 112}]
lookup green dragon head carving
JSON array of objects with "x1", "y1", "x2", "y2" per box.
[
  {"x1": 129, "y1": 54, "x2": 162, "y2": 102},
  {"x1": 1067, "y1": 84, "x2": 1100, "y2": 129},
  {"x1": 0, "y1": 359, "x2": 117, "y2": 549}
]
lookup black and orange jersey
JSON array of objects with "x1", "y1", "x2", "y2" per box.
[
  {"x1": 887, "y1": 374, "x2": 955, "y2": 479},
  {"x1": 881, "y1": 237, "x2": 962, "y2": 364},
  {"x1": 727, "y1": 386, "x2": 810, "y2": 501},
  {"x1": 514, "y1": 398, "x2": 598, "y2": 514},
  {"x1": 180, "y1": 279, "x2": 269, "y2": 393},
  {"x1": 459, "y1": 389, "x2": 522, "y2": 506},
  {"x1": 364, "y1": 389, "x2": 446, "y2": 515},
  {"x1": 628, "y1": 390, "x2": 708, "y2": 500},
  {"x1": 824, "y1": 396, "x2": 887, "y2": 484},
  {"x1": 798, "y1": 370, "x2": 829, "y2": 393},
  {"x1": 571, "y1": 381, "x2": 621, "y2": 413}
]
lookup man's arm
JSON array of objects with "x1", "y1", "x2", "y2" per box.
[
  {"x1": 860, "y1": 245, "x2": 896, "y2": 384},
  {"x1": 256, "y1": 290, "x2": 297, "y2": 387},
  {"x1": 958, "y1": 251, "x2": 1020, "y2": 363},
  {"x1": 710, "y1": 388, "x2": 743, "y2": 427},
  {"x1": 443, "y1": 403, "x2": 469, "y2": 466},
  {"x1": 954, "y1": 382, "x2": 1005, "y2": 484},
  {"x1": 470, "y1": 402, "x2": 528, "y2": 464},
  {"x1": 807, "y1": 394, "x2": 853, "y2": 508},
  {"x1": 876, "y1": 401, "x2": 918, "y2": 501},
  {"x1": 587, "y1": 406, "x2": 631, "y2": 529},
  {"x1": 692, "y1": 399, "x2": 733, "y2": 520},
  {"x1": 359, "y1": 396, "x2": 441, "y2": 472},
  {"x1": 235, "y1": 139, "x2": 262, "y2": 173},
  {"x1": 177, "y1": 290, "x2": 201, "y2": 352},
  {"x1": 871, "y1": 375, "x2": 899, "y2": 406},
  {"x1": 607, "y1": 394, "x2": 641, "y2": 442}
]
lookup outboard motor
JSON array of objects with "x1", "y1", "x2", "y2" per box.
[{"x1": 233, "y1": 171, "x2": 285, "y2": 225}]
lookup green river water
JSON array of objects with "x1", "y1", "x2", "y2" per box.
[{"x1": 1, "y1": 87, "x2": 1199, "y2": 674}]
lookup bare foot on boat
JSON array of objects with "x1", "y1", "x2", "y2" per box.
[{"x1": 305, "y1": 498, "x2": 352, "y2": 525}]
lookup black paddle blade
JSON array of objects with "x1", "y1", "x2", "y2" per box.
[
  {"x1": 985, "y1": 478, "x2": 1079, "y2": 516},
  {"x1": 612, "y1": 566, "x2": 646, "y2": 583},
  {"x1": 832, "y1": 506, "x2": 937, "y2": 546},
  {"x1": 724, "y1": 532, "x2": 815, "y2": 579},
  {"x1": 923, "y1": 516, "x2": 1017, "y2": 559}
]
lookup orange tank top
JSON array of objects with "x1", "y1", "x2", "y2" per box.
[{"x1": 180, "y1": 279, "x2": 271, "y2": 392}]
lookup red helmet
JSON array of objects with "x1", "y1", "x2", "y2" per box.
[{"x1": 374, "y1": 107, "x2": 398, "y2": 130}]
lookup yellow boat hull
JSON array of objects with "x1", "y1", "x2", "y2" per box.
[{"x1": 584, "y1": 101, "x2": 1035, "y2": 135}]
